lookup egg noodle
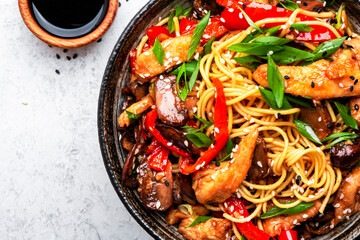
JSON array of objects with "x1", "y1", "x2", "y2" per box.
[{"x1": 135, "y1": 6, "x2": 348, "y2": 230}]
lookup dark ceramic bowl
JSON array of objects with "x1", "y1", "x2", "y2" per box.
[{"x1": 98, "y1": 1, "x2": 360, "y2": 239}]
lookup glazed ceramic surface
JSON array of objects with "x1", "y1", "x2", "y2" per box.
[{"x1": 98, "y1": 1, "x2": 360, "y2": 239}]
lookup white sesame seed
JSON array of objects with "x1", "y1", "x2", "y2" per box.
[
  {"x1": 220, "y1": 58, "x2": 225, "y2": 64},
  {"x1": 165, "y1": 52, "x2": 171, "y2": 58},
  {"x1": 167, "y1": 142, "x2": 173, "y2": 146},
  {"x1": 184, "y1": 140, "x2": 189, "y2": 147},
  {"x1": 293, "y1": 219, "x2": 298, "y2": 225},
  {"x1": 144, "y1": 73, "x2": 150, "y2": 77},
  {"x1": 339, "y1": 83, "x2": 344, "y2": 87},
  {"x1": 228, "y1": 8, "x2": 234, "y2": 12},
  {"x1": 318, "y1": 117, "x2": 322, "y2": 122},
  {"x1": 211, "y1": 175, "x2": 216, "y2": 180},
  {"x1": 303, "y1": 214, "x2": 308, "y2": 218},
  {"x1": 309, "y1": 195, "x2": 315, "y2": 198},
  {"x1": 257, "y1": 161, "x2": 263, "y2": 167},
  {"x1": 340, "y1": 193, "x2": 344, "y2": 199},
  {"x1": 143, "y1": 51, "x2": 150, "y2": 56},
  {"x1": 334, "y1": 203, "x2": 340, "y2": 208},
  {"x1": 268, "y1": 51, "x2": 274, "y2": 55}
]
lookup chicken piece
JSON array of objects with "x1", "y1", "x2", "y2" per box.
[
  {"x1": 263, "y1": 200, "x2": 321, "y2": 237},
  {"x1": 299, "y1": 104, "x2": 333, "y2": 140},
  {"x1": 166, "y1": 205, "x2": 210, "y2": 225},
  {"x1": 331, "y1": 166, "x2": 360, "y2": 226},
  {"x1": 178, "y1": 217, "x2": 232, "y2": 240},
  {"x1": 253, "y1": 38, "x2": 360, "y2": 100},
  {"x1": 350, "y1": 97, "x2": 360, "y2": 126},
  {"x1": 134, "y1": 35, "x2": 203, "y2": 81},
  {"x1": 192, "y1": 128, "x2": 259, "y2": 204},
  {"x1": 252, "y1": 0, "x2": 277, "y2": 5},
  {"x1": 154, "y1": 75, "x2": 198, "y2": 126},
  {"x1": 118, "y1": 95, "x2": 154, "y2": 127}
]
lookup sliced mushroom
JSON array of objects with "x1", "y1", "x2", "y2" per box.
[
  {"x1": 299, "y1": 104, "x2": 333, "y2": 140},
  {"x1": 193, "y1": 0, "x2": 221, "y2": 18},
  {"x1": 154, "y1": 75, "x2": 198, "y2": 126},
  {"x1": 246, "y1": 136, "x2": 269, "y2": 183},
  {"x1": 137, "y1": 160, "x2": 173, "y2": 211},
  {"x1": 330, "y1": 140, "x2": 360, "y2": 169},
  {"x1": 122, "y1": 143, "x2": 146, "y2": 188},
  {"x1": 129, "y1": 79, "x2": 149, "y2": 101},
  {"x1": 350, "y1": 97, "x2": 360, "y2": 127}
]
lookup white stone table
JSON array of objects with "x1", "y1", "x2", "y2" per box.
[{"x1": 0, "y1": 0, "x2": 153, "y2": 239}]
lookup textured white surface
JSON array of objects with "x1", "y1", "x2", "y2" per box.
[{"x1": 0, "y1": 0, "x2": 153, "y2": 239}]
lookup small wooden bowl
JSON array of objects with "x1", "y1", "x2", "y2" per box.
[{"x1": 18, "y1": 0, "x2": 118, "y2": 48}]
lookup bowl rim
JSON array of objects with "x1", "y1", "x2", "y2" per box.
[
  {"x1": 98, "y1": 0, "x2": 162, "y2": 239},
  {"x1": 18, "y1": 0, "x2": 118, "y2": 48}
]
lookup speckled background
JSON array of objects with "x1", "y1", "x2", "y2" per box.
[{"x1": 0, "y1": 0, "x2": 152, "y2": 239}]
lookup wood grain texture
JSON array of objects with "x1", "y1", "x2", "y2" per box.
[{"x1": 18, "y1": 0, "x2": 118, "y2": 48}]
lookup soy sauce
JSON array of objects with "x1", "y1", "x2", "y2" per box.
[{"x1": 31, "y1": 0, "x2": 109, "y2": 38}]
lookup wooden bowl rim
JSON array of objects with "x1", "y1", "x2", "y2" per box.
[{"x1": 18, "y1": 0, "x2": 118, "y2": 48}]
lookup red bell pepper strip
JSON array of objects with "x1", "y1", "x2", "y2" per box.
[
  {"x1": 146, "y1": 26, "x2": 174, "y2": 46},
  {"x1": 147, "y1": 142, "x2": 169, "y2": 171},
  {"x1": 279, "y1": 230, "x2": 298, "y2": 240},
  {"x1": 224, "y1": 196, "x2": 272, "y2": 240},
  {"x1": 145, "y1": 109, "x2": 191, "y2": 157},
  {"x1": 179, "y1": 78, "x2": 229, "y2": 174},
  {"x1": 218, "y1": 1, "x2": 342, "y2": 42},
  {"x1": 179, "y1": 17, "x2": 229, "y2": 44}
]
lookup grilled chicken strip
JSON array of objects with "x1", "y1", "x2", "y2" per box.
[
  {"x1": 192, "y1": 128, "x2": 259, "y2": 204},
  {"x1": 178, "y1": 217, "x2": 232, "y2": 240},
  {"x1": 134, "y1": 35, "x2": 203, "y2": 81},
  {"x1": 118, "y1": 94, "x2": 154, "y2": 127},
  {"x1": 263, "y1": 200, "x2": 321, "y2": 237},
  {"x1": 253, "y1": 38, "x2": 360, "y2": 100}
]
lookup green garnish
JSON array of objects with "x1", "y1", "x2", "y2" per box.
[
  {"x1": 168, "y1": 6, "x2": 183, "y2": 34},
  {"x1": 267, "y1": 55, "x2": 285, "y2": 108},
  {"x1": 260, "y1": 201, "x2": 315, "y2": 219},
  {"x1": 188, "y1": 57, "x2": 201, "y2": 92},
  {"x1": 204, "y1": 36, "x2": 216, "y2": 56},
  {"x1": 152, "y1": 37, "x2": 165, "y2": 66},
  {"x1": 294, "y1": 119, "x2": 322, "y2": 145},
  {"x1": 311, "y1": 37, "x2": 346, "y2": 61},
  {"x1": 322, "y1": 132, "x2": 359, "y2": 149},
  {"x1": 176, "y1": 63, "x2": 189, "y2": 101},
  {"x1": 291, "y1": 23, "x2": 314, "y2": 32},
  {"x1": 126, "y1": 111, "x2": 141, "y2": 124},
  {"x1": 334, "y1": 102, "x2": 359, "y2": 130},
  {"x1": 185, "y1": 216, "x2": 213, "y2": 228},
  {"x1": 259, "y1": 88, "x2": 292, "y2": 110},
  {"x1": 285, "y1": 94, "x2": 314, "y2": 109},
  {"x1": 187, "y1": 11, "x2": 210, "y2": 61},
  {"x1": 237, "y1": 5, "x2": 263, "y2": 33},
  {"x1": 278, "y1": 0, "x2": 299, "y2": 11}
]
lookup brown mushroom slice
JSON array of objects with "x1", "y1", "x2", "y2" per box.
[
  {"x1": 154, "y1": 75, "x2": 198, "y2": 126},
  {"x1": 193, "y1": 0, "x2": 221, "y2": 18},
  {"x1": 246, "y1": 136, "x2": 269, "y2": 183},
  {"x1": 129, "y1": 79, "x2": 149, "y2": 101},
  {"x1": 299, "y1": 104, "x2": 333, "y2": 140},
  {"x1": 122, "y1": 143, "x2": 146, "y2": 188},
  {"x1": 330, "y1": 140, "x2": 360, "y2": 169},
  {"x1": 178, "y1": 217, "x2": 232, "y2": 240},
  {"x1": 137, "y1": 160, "x2": 173, "y2": 211}
]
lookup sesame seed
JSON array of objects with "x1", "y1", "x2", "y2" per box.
[
  {"x1": 318, "y1": 117, "x2": 322, "y2": 122},
  {"x1": 309, "y1": 187, "x2": 315, "y2": 191},
  {"x1": 350, "y1": 85, "x2": 354, "y2": 92},
  {"x1": 284, "y1": 75, "x2": 290, "y2": 80},
  {"x1": 340, "y1": 193, "x2": 344, "y2": 199},
  {"x1": 303, "y1": 214, "x2": 308, "y2": 218},
  {"x1": 55, "y1": 69, "x2": 60, "y2": 74},
  {"x1": 334, "y1": 203, "x2": 340, "y2": 208},
  {"x1": 327, "y1": 122, "x2": 332, "y2": 128},
  {"x1": 293, "y1": 219, "x2": 298, "y2": 225},
  {"x1": 257, "y1": 161, "x2": 263, "y2": 167},
  {"x1": 289, "y1": 26, "x2": 294, "y2": 31},
  {"x1": 56, "y1": 54, "x2": 60, "y2": 59},
  {"x1": 73, "y1": 54, "x2": 78, "y2": 59},
  {"x1": 164, "y1": 180, "x2": 169, "y2": 186},
  {"x1": 336, "y1": 122, "x2": 342, "y2": 127},
  {"x1": 355, "y1": 79, "x2": 359, "y2": 85},
  {"x1": 355, "y1": 104, "x2": 359, "y2": 110},
  {"x1": 339, "y1": 83, "x2": 344, "y2": 87},
  {"x1": 242, "y1": 3, "x2": 246, "y2": 9},
  {"x1": 350, "y1": 76, "x2": 355, "y2": 80},
  {"x1": 322, "y1": 51, "x2": 327, "y2": 56},
  {"x1": 311, "y1": 82, "x2": 315, "y2": 88},
  {"x1": 215, "y1": 162, "x2": 220, "y2": 167}
]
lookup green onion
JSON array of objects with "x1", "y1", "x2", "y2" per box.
[
  {"x1": 237, "y1": 5, "x2": 263, "y2": 33},
  {"x1": 253, "y1": 36, "x2": 292, "y2": 45},
  {"x1": 176, "y1": 63, "x2": 188, "y2": 101},
  {"x1": 325, "y1": 135, "x2": 358, "y2": 149},
  {"x1": 278, "y1": 0, "x2": 299, "y2": 11},
  {"x1": 194, "y1": 114, "x2": 213, "y2": 127},
  {"x1": 291, "y1": 23, "x2": 314, "y2": 32},
  {"x1": 260, "y1": 202, "x2": 315, "y2": 219},
  {"x1": 334, "y1": 102, "x2": 359, "y2": 130},
  {"x1": 182, "y1": 6, "x2": 192, "y2": 17},
  {"x1": 294, "y1": 119, "x2": 322, "y2": 145},
  {"x1": 228, "y1": 43, "x2": 284, "y2": 56},
  {"x1": 267, "y1": 55, "x2": 285, "y2": 108},
  {"x1": 204, "y1": 36, "x2": 216, "y2": 56},
  {"x1": 334, "y1": 3, "x2": 345, "y2": 29},
  {"x1": 188, "y1": 57, "x2": 201, "y2": 92},
  {"x1": 185, "y1": 132, "x2": 213, "y2": 148},
  {"x1": 233, "y1": 56, "x2": 262, "y2": 69},
  {"x1": 187, "y1": 11, "x2": 210, "y2": 61},
  {"x1": 170, "y1": 61, "x2": 198, "y2": 76},
  {"x1": 168, "y1": 6, "x2": 183, "y2": 34},
  {"x1": 285, "y1": 94, "x2": 314, "y2": 109},
  {"x1": 311, "y1": 37, "x2": 346, "y2": 61},
  {"x1": 259, "y1": 88, "x2": 292, "y2": 110},
  {"x1": 268, "y1": 46, "x2": 315, "y2": 65},
  {"x1": 185, "y1": 216, "x2": 213, "y2": 228},
  {"x1": 322, "y1": 132, "x2": 359, "y2": 142},
  {"x1": 126, "y1": 111, "x2": 141, "y2": 124},
  {"x1": 152, "y1": 37, "x2": 165, "y2": 66}
]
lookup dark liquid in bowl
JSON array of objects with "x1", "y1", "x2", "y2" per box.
[{"x1": 30, "y1": 0, "x2": 109, "y2": 38}]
